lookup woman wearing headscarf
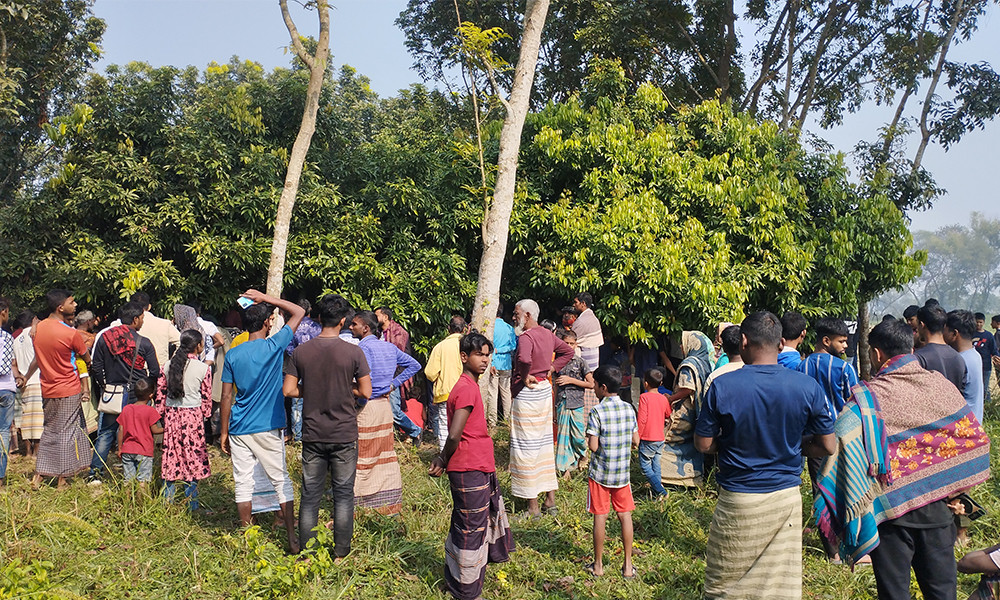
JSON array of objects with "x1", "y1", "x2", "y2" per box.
[
  {"x1": 660, "y1": 331, "x2": 714, "y2": 488},
  {"x1": 174, "y1": 304, "x2": 212, "y2": 364}
]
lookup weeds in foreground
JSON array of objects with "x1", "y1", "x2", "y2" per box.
[{"x1": 2, "y1": 405, "x2": 1000, "y2": 599}]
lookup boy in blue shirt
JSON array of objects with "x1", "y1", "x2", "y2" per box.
[
  {"x1": 797, "y1": 316, "x2": 860, "y2": 561},
  {"x1": 221, "y1": 289, "x2": 305, "y2": 554},
  {"x1": 777, "y1": 311, "x2": 807, "y2": 369},
  {"x1": 585, "y1": 365, "x2": 639, "y2": 579}
]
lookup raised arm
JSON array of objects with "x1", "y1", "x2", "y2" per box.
[{"x1": 241, "y1": 289, "x2": 305, "y2": 332}]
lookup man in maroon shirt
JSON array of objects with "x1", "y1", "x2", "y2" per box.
[{"x1": 509, "y1": 299, "x2": 574, "y2": 517}]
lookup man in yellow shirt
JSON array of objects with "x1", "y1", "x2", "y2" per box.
[{"x1": 424, "y1": 316, "x2": 466, "y2": 450}]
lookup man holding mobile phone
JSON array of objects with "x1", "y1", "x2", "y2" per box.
[{"x1": 220, "y1": 289, "x2": 304, "y2": 554}]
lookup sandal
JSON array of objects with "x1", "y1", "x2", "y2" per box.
[
  {"x1": 543, "y1": 505, "x2": 559, "y2": 516},
  {"x1": 623, "y1": 566, "x2": 637, "y2": 580},
  {"x1": 583, "y1": 562, "x2": 602, "y2": 577}
]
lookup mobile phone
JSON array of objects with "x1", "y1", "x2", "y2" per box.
[{"x1": 236, "y1": 296, "x2": 254, "y2": 309}]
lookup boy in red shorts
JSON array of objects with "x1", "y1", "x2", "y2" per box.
[{"x1": 585, "y1": 365, "x2": 639, "y2": 579}]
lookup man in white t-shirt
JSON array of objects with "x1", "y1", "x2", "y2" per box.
[{"x1": 129, "y1": 292, "x2": 181, "y2": 368}]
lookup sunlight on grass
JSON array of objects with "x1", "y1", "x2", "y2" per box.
[{"x1": 3, "y1": 407, "x2": 999, "y2": 598}]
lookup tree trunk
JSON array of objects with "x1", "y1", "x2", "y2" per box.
[
  {"x1": 265, "y1": 0, "x2": 331, "y2": 297},
  {"x1": 913, "y1": 0, "x2": 965, "y2": 173},
  {"x1": 858, "y1": 301, "x2": 871, "y2": 380},
  {"x1": 468, "y1": 0, "x2": 550, "y2": 340}
]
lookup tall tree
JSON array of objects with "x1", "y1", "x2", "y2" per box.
[
  {"x1": 266, "y1": 0, "x2": 330, "y2": 297},
  {"x1": 0, "y1": 0, "x2": 103, "y2": 201},
  {"x1": 468, "y1": 0, "x2": 550, "y2": 339}
]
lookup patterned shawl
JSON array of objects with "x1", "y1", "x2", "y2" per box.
[
  {"x1": 869, "y1": 354, "x2": 990, "y2": 522},
  {"x1": 678, "y1": 331, "x2": 714, "y2": 404},
  {"x1": 173, "y1": 304, "x2": 202, "y2": 336},
  {"x1": 815, "y1": 353, "x2": 990, "y2": 566},
  {"x1": 814, "y1": 381, "x2": 889, "y2": 566},
  {"x1": 103, "y1": 325, "x2": 146, "y2": 369}
]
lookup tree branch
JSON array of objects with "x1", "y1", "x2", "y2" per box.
[{"x1": 279, "y1": 0, "x2": 315, "y2": 69}]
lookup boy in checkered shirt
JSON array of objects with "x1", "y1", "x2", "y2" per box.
[{"x1": 585, "y1": 365, "x2": 639, "y2": 579}]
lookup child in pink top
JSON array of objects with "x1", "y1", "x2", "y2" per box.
[{"x1": 637, "y1": 368, "x2": 671, "y2": 498}]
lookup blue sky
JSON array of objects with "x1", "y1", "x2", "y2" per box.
[{"x1": 92, "y1": 0, "x2": 1000, "y2": 233}]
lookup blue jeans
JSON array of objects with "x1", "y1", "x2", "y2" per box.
[
  {"x1": 291, "y1": 397, "x2": 303, "y2": 442},
  {"x1": 389, "y1": 387, "x2": 421, "y2": 440},
  {"x1": 163, "y1": 480, "x2": 200, "y2": 511},
  {"x1": 300, "y1": 441, "x2": 358, "y2": 557},
  {"x1": 90, "y1": 406, "x2": 127, "y2": 477},
  {"x1": 638, "y1": 440, "x2": 668, "y2": 496},
  {"x1": 121, "y1": 453, "x2": 153, "y2": 482},
  {"x1": 0, "y1": 390, "x2": 15, "y2": 479}
]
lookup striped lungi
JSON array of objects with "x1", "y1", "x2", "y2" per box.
[
  {"x1": 704, "y1": 486, "x2": 802, "y2": 600},
  {"x1": 18, "y1": 383, "x2": 44, "y2": 439},
  {"x1": 554, "y1": 401, "x2": 587, "y2": 473},
  {"x1": 509, "y1": 381, "x2": 558, "y2": 499},
  {"x1": 354, "y1": 396, "x2": 402, "y2": 514},
  {"x1": 35, "y1": 393, "x2": 92, "y2": 478},
  {"x1": 445, "y1": 470, "x2": 514, "y2": 600}
]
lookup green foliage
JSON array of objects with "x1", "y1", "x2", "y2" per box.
[
  {"x1": 0, "y1": 0, "x2": 105, "y2": 200},
  {"x1": 507, "y1": 70, "x2": 922, "y2": 340}
]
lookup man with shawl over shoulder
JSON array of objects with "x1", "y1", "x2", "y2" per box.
[
  {"x1": 509, "y1": 299, "x2": 574, "y2": 518},
  {"x1": 88, "y1": 301, "x2": 160, "y2": 483},
  {"x1": 864, "y1": 319, "x2": 989, "y2": 600}
]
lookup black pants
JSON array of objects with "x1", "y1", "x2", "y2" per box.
[
  {"x1": 870, "y1": 519, "x2": 957, "y2": 600},
  {"x1": 299, "y1": 441, "x2": 358, "y2": 557}
]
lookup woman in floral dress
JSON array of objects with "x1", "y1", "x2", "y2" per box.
[{"x1": 156, "y1": 329, "x2": 212, "y2": 510}]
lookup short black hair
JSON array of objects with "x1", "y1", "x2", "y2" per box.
[
  {"x1": 354, "y1": 310, "x2": 379, "y2": 334},
  {"x1": 868, "y1": 319, "x2": 913, "y2": 358},
  {"x1": 903, "y1": 305, "x2": 920, "y2": 319},
  {"x1": 448, "y1": 315, "x2": 466, "y2": 334},
  {"x1": 882, "y1": 314, "x2": 896, "y2": 322},
  {"x1": 993, "y1": 314, "x2": 1000, "y2": 324},
  {"x1": 495, "y1": 302, "x2": 505, "y2": 318},
  {"x1": 946, "y1": 310, "x2": 976, "y2": 340},
  {"x1": 557, "y1": 328, "x2": 577, "y2": 342},
  {"x1": 644, "y1": 368, "x2": 664, "y2": 388},
  {"x1": 318, "y1": 294, "x2": 352, "y2": 329},
  {"x1": 974, "y1": 312, "x2": 985, "y2": 321},
  {"x1": 187, "y1": 299, "x2": 203, "y2": 315},
  {"x1": 742, "y1": 311, "x2": 782, "y2": 348},
  {"x1": 460, "y1": 332, "x2": 493, "y2": 355},
  {"x1": 45, "y1": 289, "x2": 71, "y2": 312},
  {"x1": 593, "y1": 365, "x2": 622, "y2": 391},
  {"x1": 0, "y1": 297, "x2": 9, "y2": 315},
  {"x1": 119, "y1": 301, "x2": 145, "y2": 326},
  {"x1": 925, "y1": 298, "x2": 940, "y2": 308},
  {"x1": 242, "y1": 303, "x2": 274, "y2": 333},
  {"x1": 917, "y1": 304, "x2": 947, "y2": 334},
  {"x1": 780, "y1": 311, "x2": 807, "y2": 341},
  {"x1": 134, "y1": 377, "x2": 154, "y2": 400},
  {"x1": 540, "y1": 319, "x2": 557, "y2": 333},
  {"x1": 720, "y1": 325, "x2": 742, "y2": 355},
  {"x1": 297, "y1": 298, "x2": 311, "y2": 314},
  {"x1": 574, "y1": 292, "x2": 594, "y2": 308},
  {"x1": 130, "y1": 291, "x2": 151, "y2": 308},
  {"x1": 375, "y1": 306, "x2": 393, "y2": 320},
  {"x1": 815, "y1": 317, "x2": 848, "y2": 340},
  {"x1": 13, "y1": 310, "x2": 35, "y2": 330}
]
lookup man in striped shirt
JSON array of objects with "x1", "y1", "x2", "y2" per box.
[{"x1": 798, "y1": 316, "x2": 860, "y2": 562}]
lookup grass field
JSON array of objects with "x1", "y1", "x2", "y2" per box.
[{"x1": 3, "y1": 396, "x2": 1000, "y2": 599}]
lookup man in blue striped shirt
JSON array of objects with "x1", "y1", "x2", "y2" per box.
[
  {"x1": 350, "y1": 311, "x2": 422, "y2": 445},
  {"x1": 798, "y1": 316, "x2": 860, "y2": 562}
]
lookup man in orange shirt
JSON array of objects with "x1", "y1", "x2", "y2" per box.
[{"x1": 28, "y1": 290, "x2": 92, "y2": 489}]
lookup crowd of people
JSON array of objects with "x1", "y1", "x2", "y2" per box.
[{"x1": 2, "y1": 288, "x2": 1000, "y2": 600}]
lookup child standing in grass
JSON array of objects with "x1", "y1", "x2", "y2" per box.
[
  {"x1": 636, "y1": 368, "x2": 671, "y2": 499},
  {"x1": 585, "y1": 365, "x2": 639, "y2": 579},
  {"x1": 116, "y1": 378, "x2": 163, "y2": 489},
  {"x1": 429, "y1": 332, "x2": 514, "y2": 600},
  {"x1": 554, "y1": 329, "x2": 594, "y2": 478}
]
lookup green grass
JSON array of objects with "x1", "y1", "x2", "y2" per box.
[{"x1": 3, "y1": 401, "x2": 1000, "y2": 599}]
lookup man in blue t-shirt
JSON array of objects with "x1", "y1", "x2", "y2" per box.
[
  {"x1": 696, "y1": 311, "x2": 835, "y2": 599},
  {"x1": 221, "y1": 289, "x2": 304, "y2": 554}
]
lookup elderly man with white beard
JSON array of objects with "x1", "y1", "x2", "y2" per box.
[{"x1": 508, "y1": 299, "x2": 574, "y2": 518}]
